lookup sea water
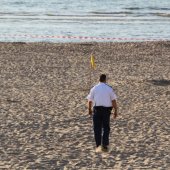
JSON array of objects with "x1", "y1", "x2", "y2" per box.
[{"x1": 0, "y1": 0, "x2": 170, "y2": 42}]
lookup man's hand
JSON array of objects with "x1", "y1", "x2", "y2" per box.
[
  {"x1": 113, "y1": 112, "x2": 118, "y2": 119},
  {"x1": 88, "y1": 101, "x2": 93, "y2": 117},
  {"x1": 88, "y1": 109, "x2": 92, "y2": 116},
  {"x1": 112, "y1": 100, "x2": 118, "y2": 119}
]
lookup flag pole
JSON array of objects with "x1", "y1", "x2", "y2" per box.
[
  {"x1": 90, "y1": 54, "x2": 96, "y2": 88},
  {"x1": 89, "y1": 54, "x2": 92, "y2": 88},
  {"x1": 90, "y1": 66, "x2": 92, "y2": 88}
]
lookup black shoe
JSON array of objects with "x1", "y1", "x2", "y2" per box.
[{"x1": 102, "y1": 145, "x2": 108, "y2": 152}]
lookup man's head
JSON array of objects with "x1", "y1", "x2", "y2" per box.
[{"x1": 99, "y1": 74, "x2": 106, "y2": 83}]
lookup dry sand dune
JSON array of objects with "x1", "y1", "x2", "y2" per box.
[{"x1": 0, "y1": 42, "x2": 170, "y2": 169}]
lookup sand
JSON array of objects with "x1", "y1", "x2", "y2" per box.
[{"x1": 0, "y1": 41, "x2": 170, "y2": 169}]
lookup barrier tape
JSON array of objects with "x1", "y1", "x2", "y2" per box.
[{"x1": 0, "y1": 34, "x2": 169, "y2": 41}]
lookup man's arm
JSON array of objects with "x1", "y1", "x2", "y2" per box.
[
  {"x1": 112, "y1": 100, "x2": 118, "y2": 119},
  {"x1": 87, "y1": 87, "x2": 94, "y2": 116},
  {"x1": 88, "y1": 101, "x2": 93, "y2": 116}
]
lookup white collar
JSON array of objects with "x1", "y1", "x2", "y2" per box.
[{"x1": 98, "y1": 82, "x2": 106, "y2": 85}]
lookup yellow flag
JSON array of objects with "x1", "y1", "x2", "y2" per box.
[{"x1": 90, "y1": 55, "x2": 96, "y2": 69}]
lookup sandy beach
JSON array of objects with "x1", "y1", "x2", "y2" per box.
[{"x1": 0, "y1": 41, "x2": 170, "y2": 169}]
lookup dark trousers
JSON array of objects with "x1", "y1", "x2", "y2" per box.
[{"x1": 93, "y1": 106, "x2": 112, "y2": 147}]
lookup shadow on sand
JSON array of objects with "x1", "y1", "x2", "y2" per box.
[{"x1": 148, "y1": 79, "x2": 170, "y2": 86}]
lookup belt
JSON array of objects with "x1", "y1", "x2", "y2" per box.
[{"x1": 94, "y1": 106, "x2": 112, "y2": 111}]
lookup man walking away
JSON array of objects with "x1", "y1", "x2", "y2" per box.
[{"x1": 87, "y1": 74, "x2": 118, "y2": 152}]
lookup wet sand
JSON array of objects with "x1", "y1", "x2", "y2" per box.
[{"x1": 0, "y1": 41, "x2": 170, "y2": 169}]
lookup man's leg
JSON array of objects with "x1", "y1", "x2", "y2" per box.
[
  {"x1": 102, "y1": 111, "x2": 111, "y2": 147},
  {"x1": 93, "y1": 110, "x2": 102, "y2": 147}
]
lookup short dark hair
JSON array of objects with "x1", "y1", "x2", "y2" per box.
[{"x1": 99, "y1": 74, "x2": 106, "y2": 82}]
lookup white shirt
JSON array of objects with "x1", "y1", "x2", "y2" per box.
[{"x1": 87, "y1": 82, "x2": 117, "y2": 107}]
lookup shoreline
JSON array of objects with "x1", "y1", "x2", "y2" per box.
[{"x1": 0, "y1": 41, "x2": 170, "y2": 169}]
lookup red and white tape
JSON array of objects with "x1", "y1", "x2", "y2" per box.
[{"x1": 0, "y1": 34, "x2": 169, "y2": 41}]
